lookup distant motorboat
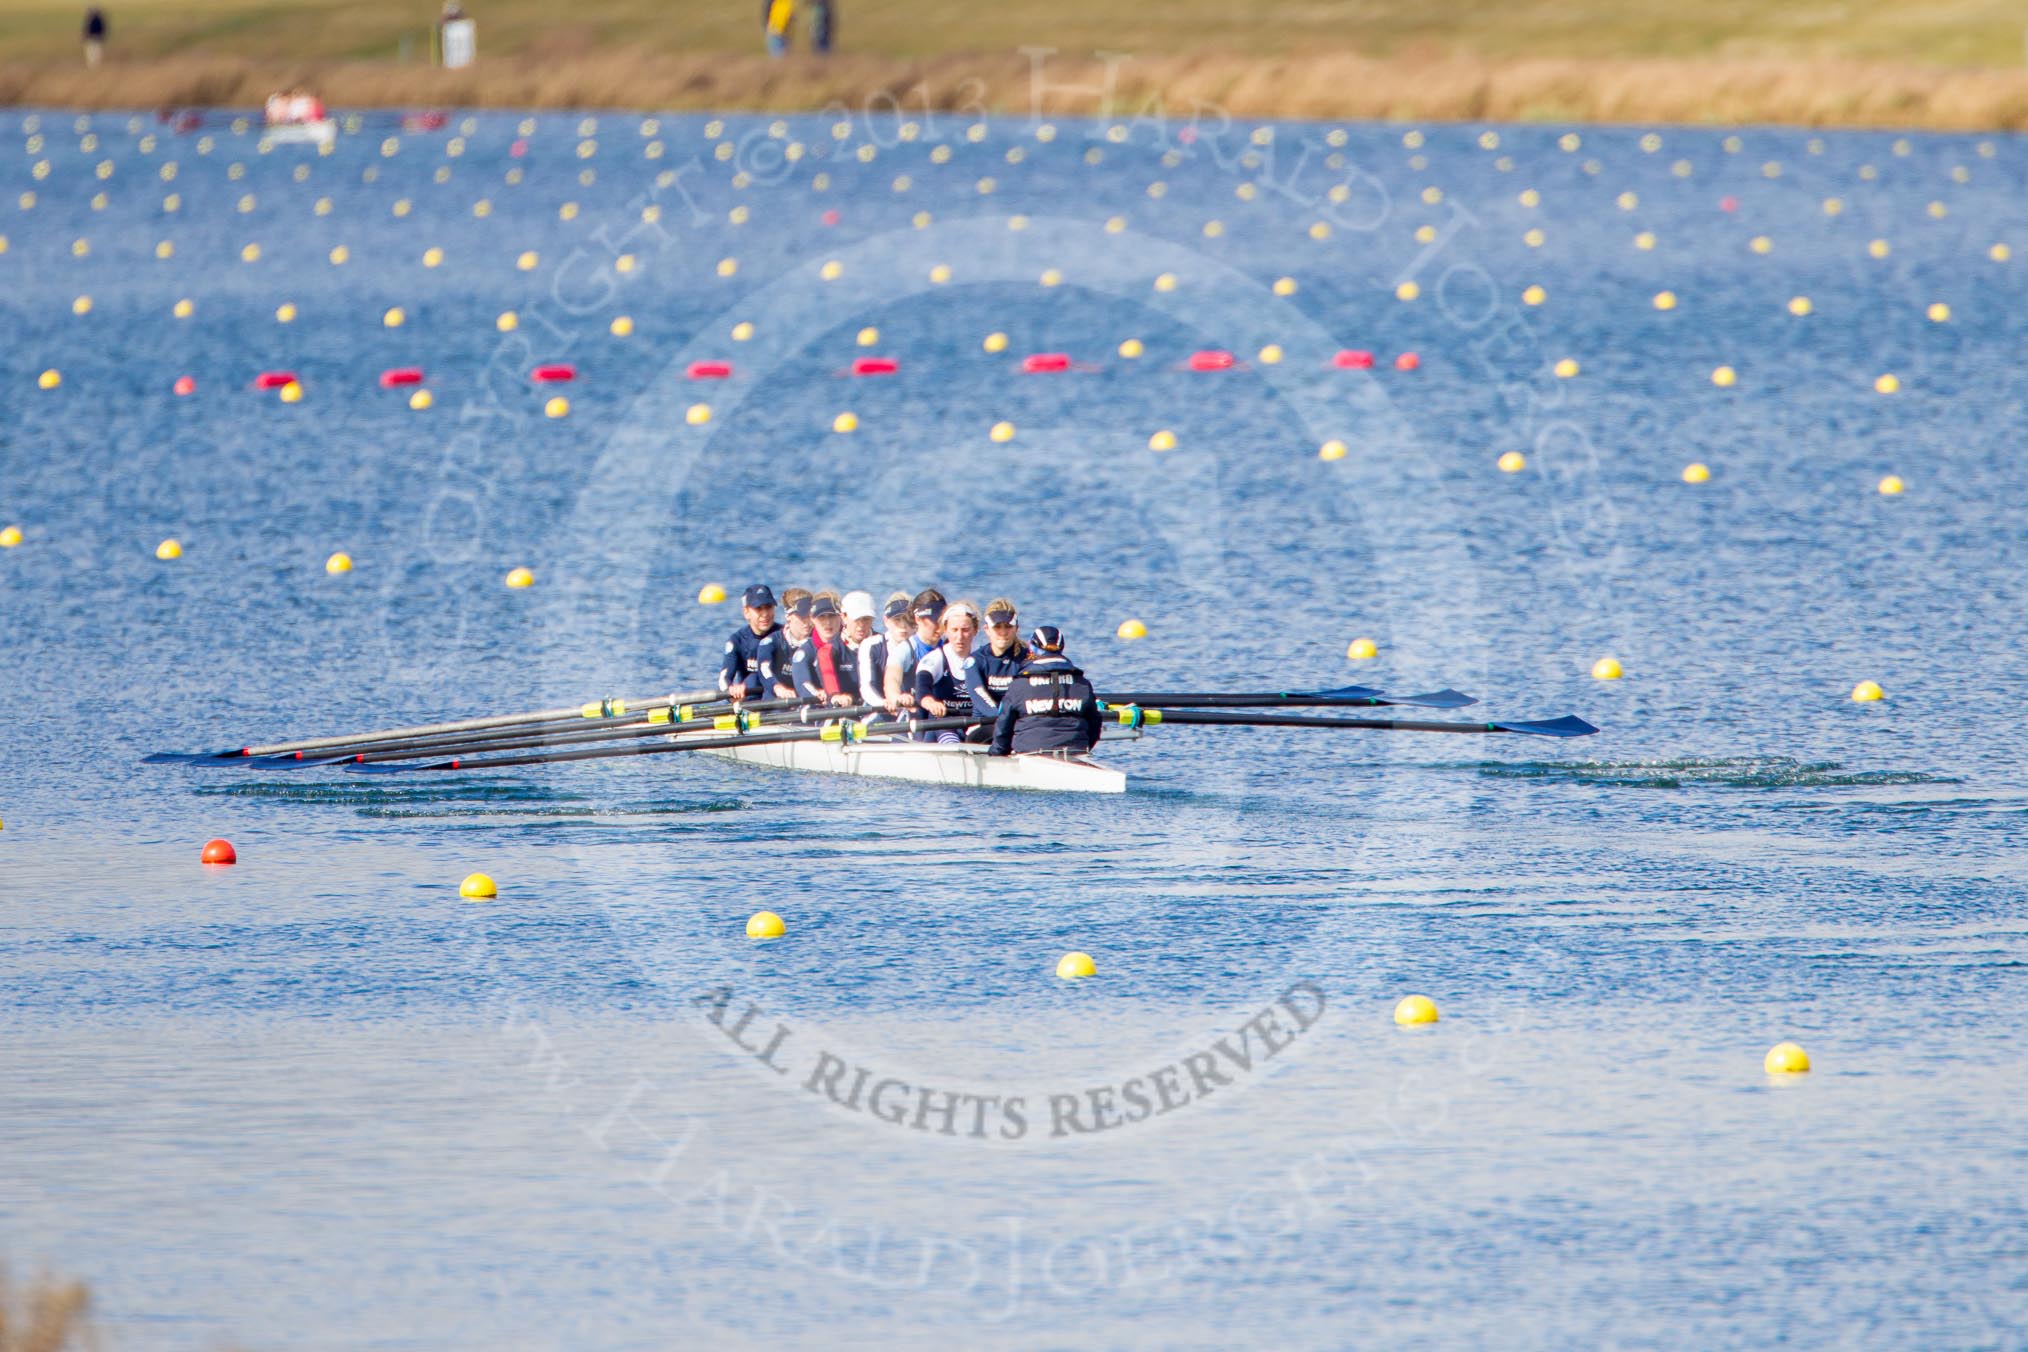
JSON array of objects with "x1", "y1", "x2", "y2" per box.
[{"x1": 263, "y1": 91, "x2": 335, "y2": 147}]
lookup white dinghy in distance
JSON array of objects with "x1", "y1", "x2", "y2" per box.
[{"x1": 695, "y1": 730, "x2": 1131, "y2": 794}]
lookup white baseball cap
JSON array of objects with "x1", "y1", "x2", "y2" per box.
[{"x1": 841, "y1": 590, "x2": 877, "y2": 620}]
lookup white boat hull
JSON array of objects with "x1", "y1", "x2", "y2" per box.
[
  {"x1": 694, "y1": 735, "x2": 1127, "y2": 794},
  {"x1": 263, "y1": 120, "x2": 336, "y2": 148}
]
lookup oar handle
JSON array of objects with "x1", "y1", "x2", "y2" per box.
[
  {"x1": 232, "y1": 686, "x2": 725, "y2": 758},
  {"x1": 398, "y1": 712, "x2": 984, "y2": 773}
]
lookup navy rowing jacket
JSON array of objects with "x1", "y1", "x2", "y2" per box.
[
  {"x1": 989, "y1": 655, "x2": 1101, "y2": 755},
  {"x1": 720, "y1": 623, "x2": 792, "y2": 698}
]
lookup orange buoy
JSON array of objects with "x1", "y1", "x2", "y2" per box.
[
  {"x1": 253, "y1": 370, "x2": 298, "y2": 390},
  {"x1": 200, "y1": 838, "x2": 237, "y2": 865},
  {"x1": 173, "y1": 375, "x2": 196, "y2": 396},
  {"x1": 1332, "y1": 349, "x2": 1375, "y2": 370},
  {"x1": 1394, "y1": 352, "x2": 1422, "y2": 371},
  {"x1": 379, "y1": 367, "x2": 424, "y2": 388},
  {"x1": 850, "y1": 356, "x2": 899, "y2": 376},
  {"x1": 530, "y1": 363, "x2": 576, "y2": 383},
  {"x1": 1187, "y1": 349, "x2": 1235, "y2": 372},
  {"x1": 1021, "y1": 352, "x2": 1071, "y2": 373},
  {"x1": 686, "y1": 360, "x2": 733, "y2": 380}
]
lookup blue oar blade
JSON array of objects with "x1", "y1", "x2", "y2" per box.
[
  {"x1": 142, "y1": 750, "x2": 243, "y2": 764},
  {"x1": 1390, "y1": 688, "x2": 1477, "y2": 709},
  {"x1": 344, "y1": 761, "x2": 428, "y2": 774},
  {"x1": 1298, "y1": 685, "x2": 1386, "y2": 701},
  {"x1": 1490, "y1": 715, "x2": 1599, "y2": 738}
]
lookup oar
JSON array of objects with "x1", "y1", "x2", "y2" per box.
[
  {"x1": 143, "y1": 686, "x2": 728, "y2": 762},
  {"x1": 1108, "y1": 687, "x2": 1477, "y2": 710},
  {"x1": 299, "y1": 699, "x2": 888, "y2": 767},
  {"x1": 1115, "y1": 709, "x2": 1598, "y2": 736},
  {"x1": 350, "y1": 713, "x2": 983, "y2": 773},
  {"x1": 242, "y1": 694, "x2": 821, "y2": 767}
]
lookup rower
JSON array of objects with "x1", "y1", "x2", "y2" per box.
[
  {"x1": 883, "y1": 586, "x2": 946, "y2": 713},
  {"x1": 989, "y1": 626, "x2": 1101, "y2": 756},
  {"x1": 862, "y1": 591, "x2": 910, "y2": 713},
  {"x1": 790, "y1": 592, "x2": 861, "y2": 708},
  {"x1": 968, "y1": 596, "x2": 1030, "y2": 723},
  {"x1": 840, "y1": 590, "x2": 878, "y2": 689},
  {"x1": 773, "y1": 588, "x2": 814, "y2": 697},
  {"x1": 719, "y1": 584, "x2": 792, "y2": 706},
  {"x1": 913, "y1": 600, "x2": 981, "y2": 743}
]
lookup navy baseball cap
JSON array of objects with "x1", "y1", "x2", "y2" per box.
[
  {"x1": 985, "y1": 604, "x2": 1017, "y2": 624},
  {"x1": 915, "y1": 599, "x2": 946, "y2": 622},
  {"x1": 884, "y1": 596, "x2": 912, "y2": 619},
  {"x1": 1029, "y1": 625, "x2": 1065, "y2": 652},
  {"x1": 810, "y1": 594, "x2": 839, "y2": 618},
  {"x1": 786, "y1": 595, "x2": 814, "y2": 620},
  {"x1": 743, "y1": 584, "x2": 776, "y2": 608}
]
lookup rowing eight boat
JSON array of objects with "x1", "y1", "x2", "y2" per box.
[{"x1": 694, "y1": 726, "x2": 1137, "y2": 793}]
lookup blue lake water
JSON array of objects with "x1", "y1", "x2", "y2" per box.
[{"x1": 3, "y1": 107, "x2": 2025, "y2": 1347}]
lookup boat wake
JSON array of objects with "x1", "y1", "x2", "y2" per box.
[{"x1": 1469, "y1": 756, "x2": 1958, "y2": 790}]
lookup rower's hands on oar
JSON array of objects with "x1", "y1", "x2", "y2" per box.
[
  {"x1": 829, "y1": 693, "x2": 857, "y2": 708},
  {"x1": 921, "y1": 696, "x2": 949, "y2": 717}
]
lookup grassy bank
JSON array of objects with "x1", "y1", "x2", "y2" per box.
[
  {"x1": 4, "y1": 0, "x2": 2028, "y2": 127},
  {"x1": 0, "y1": 1269, "x2": 90, "y2": 1352}
]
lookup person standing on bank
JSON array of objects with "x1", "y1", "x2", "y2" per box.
[
  {"x1": 990, "y1": 626, "x2": 1101, "y2": 756},
  {"x1": 719, "y1": 585, "x2": 792, "y2": 706},
  {"x1": 82, "y1": 8, "x2": 107, "y2": 66}
]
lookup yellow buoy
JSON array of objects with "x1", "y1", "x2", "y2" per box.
[
  {"x1": 1878, "y1": 474, "x2": 1905, "y2": 496},
  {"x1": 1874, "y1": 374, "x2": 1899, "y2": 395},
  {"x1": 516, "y1": 250, "x2": 539, "y2": 271},
  {"x1": 459, "y1": 872, "x2": 497, "y2": 900},
  {"x1": 1990, "y1": 243, "x2": 2011, "y2": 262},
  {"x1": 505, "y1": 566, "x2": 535, "y2": 588},
  {"x1": 832, "y1": 412, "x2": 858, "y2": 434},
  {"x1": 1554, "y1": 358, "x2": 1580, "y2": 379},
  {"x1": 698, "y1": 583, "x2": 727, "y2": 604},
  {"x1": 1119, "y1": 338, "x2": 1145, "y2": 359},
  {"x1": 279, "y1": 380, "x2": 303, "y2": 403},
  {"x1": 383, "y1": 306, "x2": 405, "y2": 328},
  {"x1": 1148, "y1": 429, "x2": 1177, "y2": 452},
  {"x1": 1926, "y1": 302, "x2": 1950, "y2": 323},
  {"x1": 1056, "y1": 951, "x2": 1096, "y2": 980},
  {"x1": 731, "y1": 321, "x2": 755, "y2": 341},
  {"x1": 982, "y1": 332, "x2": 1008, "y2": 354},
  {"x1": 1711, "y1": 366, "x2": 1737, "y2": 388},
  {"x1": 1788, "y1": 296, "x2": 1812, "y2": 317},
  {"x1": 1393, "y1": 995, "x2": 1439, "y2": 1025},
  {"x1": 856, "y1": 326, "x2": 880, "y2": 347},
  {"x1": 717, "y1": 258, "x2": 738, "y2": 278},
  {"x1": 685, "y1": 403, "x2": 711, "y2": 427},
  {"x1": 1653, "y1": 290, "x2": 1677, "y2": 311},
  {"x1": 72, "y1": 295, "x2": 92, "y2": 316},
  {"x1": 1116, "y1": 619, "x2": 1148, "y2": 640},
  {"x1": 1154, "y1": 272, "x2": 1178, "y2": 292},
  {"x1": 819, "y1": 261, "x2": 843, "y2": 281},
  {"x1": 1682, "y1": 463, "x2": 1712, "y2": 484},
  {"x1": 1346, "y1": 637, "x2": 1378, "y2": 660},
  {"x1": 1273, "y1": 276, "x2": 1297, "y2": 297},
  {"x1": 1851, "y1": 679, "x2": 1885, "y2": 702},
  {"x1": 0, "y1": 525, "x2": 21, "y2": 548},
  {"x1": 1763, "y1": 1041, "x2": 1810, "y2": 1074},
  {"x1": 155, "y1": 539, "x2": 182, "y2": 560},
  {"x1": 989, "y1": 420, "x2": 1015, "y2": 443},
  {"x1": 610, "y1": 315, "x2": 634, "y2": 337},
  {"x1": 1498, "y1": 450, "x2": 1527, "y2": 473},
  {"x1": 173, "y1": 299, "x2": 194, "y2": 319},
  {"x1": 276, "y1": 302, "x2": 298, "y2": 323},
  {"x1": 328, "y1": 245, "x2": 349, "y2": 265},
  {"x1": 496, "y1": 311, "x2": 519, "y2": 332},
  {"x1": 1318, "y1": 440, "x2": 1348, "y2": 462},
  {"x1": 37, "y1": 369, "x2": 60, "y2": 390},
  {"x1": 423, "y1": 246, "x2": 444, "y2": 267},
  {"x1": 325, "y1": 551, "x2": 353, "y2": 574},
  {"x1": 928, "y1": 263, "x2": 951, "y2": 284},
  {"x1": 1395, "y1": 280, "x2": 1420, "y2": 301},
  {"x1": 747, "y1": 910, "x2": 785, "y2": 939},
  {"x1": 1258, "y1": 344, "x2": 1284, "y2": 366},
  {"x1": 1522, "y1": 284, "x2": 1546, "y2": 306},
  {"x1": 1591, "y1": 656, "x2": 1623, "y2": 680},
  {"x1": 544, "y1": 396, "x2": 569, "y2": 419},
  {"x1": 409, "y1": 389, "x2": 433, "y2": 411}
]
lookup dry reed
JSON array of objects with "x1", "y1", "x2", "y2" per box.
[
  {"x1": 7, "y1": 49, "x2": 2028, "y2": 129},
  {"x1": 0, "y1": 1268, "x2": 93, "y2": 1352}
]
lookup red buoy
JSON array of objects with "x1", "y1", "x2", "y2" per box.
[
  {"x1": 530, "y1": 364, "x2": 576, "y2": 383},
  {"x1": 379, "y1": 367, "x2": 425, "y2": 388},
  {"x1": 1332, "y1": 350, "x2": 1375, "y2": 370},
  {"x1": 509, "y1": 139, "x2": 528, "y2": 157},
  {"x1": 1187, "y1": 350, "x2": 1235, "y2": 372},
  {"x1": 686, "y1": 360, "x2": 734, "y2": 380},
  {"x1": 1020, "y1": 353, "x2": 1071, "y2": 373},
  {"x1": 850, "y1": 356, "x2": 899, "y2": 376},
  {"x1": 1720, "y1": 195, "x2": 1739, "y2": 213},
  {"x1": 173, "y1": 376, "x2": 196, "y2": 396},
  {"x1": 1394, "y1": 352, "x2": 1421, "y2": 371},
  {"x1": 821, "y1": 209, "x2": 841, "y2": 226},
  {"x1": 201, "y1": 838, "x2": 237, "y2": 865},
  {"x1": 253, "y1": 371, "x2": 298, "y2": 389}
]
